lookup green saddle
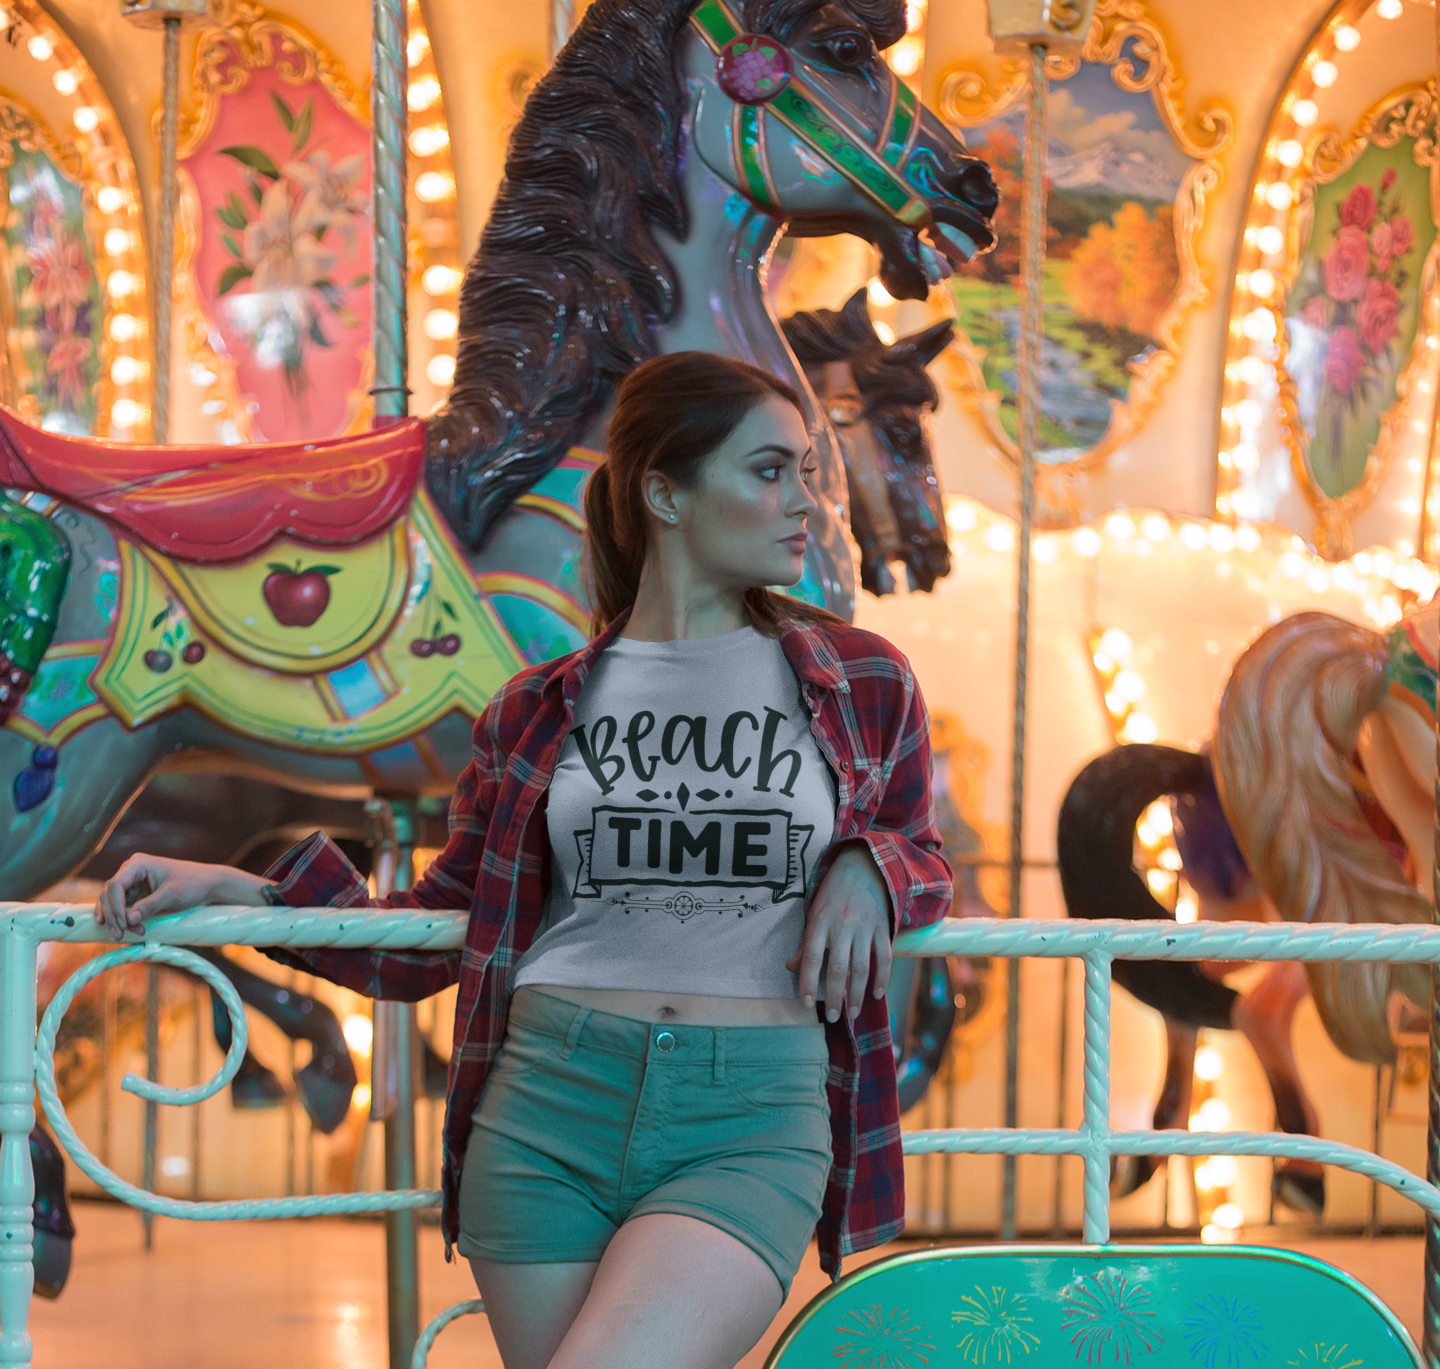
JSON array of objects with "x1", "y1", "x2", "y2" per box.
[{"x1": 767, "y1": 1243, "x2": 1418, "y2": 1367}]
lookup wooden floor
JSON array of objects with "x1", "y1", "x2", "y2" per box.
[{"x1": 26, "y1": 1202, "x2": 1427, "y2": 1367}]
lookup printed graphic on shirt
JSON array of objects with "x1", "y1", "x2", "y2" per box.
[{"x1": 566, "y1": 705, "x2": 817, "y2": 923}]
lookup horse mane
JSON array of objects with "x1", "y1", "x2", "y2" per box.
[
  {"x1": 427, "y1": 0, "x2": 907, "y2": 550},
  {"x1": 1213, "y1": 611, "x2": 1430, "y2": 1065},
  {"x1": 782, "y1": 289, "x2": 945, "y2": 412}
]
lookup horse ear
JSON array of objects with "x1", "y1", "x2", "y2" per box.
[
  {"x1": 890, "y1": 318, "x2": 955, "y2": 368},
  {"x1": 840, "y1": 288, "x2": 878, "y2": 342}
]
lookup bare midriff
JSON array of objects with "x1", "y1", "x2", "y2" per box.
[{"x1": 521, "y1": 984, "x2": 820, "y2": 1027}]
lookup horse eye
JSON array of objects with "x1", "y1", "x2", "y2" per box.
[{"x1": 826, "y1": 32, "x2": 872, "y2": 67}]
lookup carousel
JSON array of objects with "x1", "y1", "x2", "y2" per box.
[{"x1": 0, "y1": 0, "x2": 1438, "y2": 1361}]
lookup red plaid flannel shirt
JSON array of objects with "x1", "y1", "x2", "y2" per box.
[{"x1": 262, "y1": 609, "x2": 951, "y2": 1278}]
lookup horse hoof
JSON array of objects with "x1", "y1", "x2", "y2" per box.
[
  {"x1": 32, "y1": 1230, "x2": 71, "y2": 1299},
  {"x1": 1273, "y1": 1164, "x2": 1325, "y2": 1217},
  {"x1": 230, "y1": 1053, "x2": 288, "y2": 1109},
  {"x1": 296, "y1": 1052, "x2": 358, "y2": 1135}
]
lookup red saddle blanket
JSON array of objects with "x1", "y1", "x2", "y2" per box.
[{"x1": 0, "y1": 408, "x2": 426, "y2": 563}]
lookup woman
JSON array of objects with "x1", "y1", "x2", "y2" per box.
[{"x1": 96, "y1": 352, "x2": 952, "y2": 1369}]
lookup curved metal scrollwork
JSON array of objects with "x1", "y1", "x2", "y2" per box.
[{"x1": 36, "y1": 942, "x2": 440, "y2": 1219}]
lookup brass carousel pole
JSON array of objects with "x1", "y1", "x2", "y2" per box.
[
  {"x1": 368, "y1": 0, "x2": 416, "y2": 1360},
  {"x1": 118, "y1": 0, "x2": 207, "y2": 1254},
  {"x1": 984, "y1": 0, "x2": 1094, "y2": 1243}
]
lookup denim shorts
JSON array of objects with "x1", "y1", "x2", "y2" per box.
[{"x1": 457, "y1": 987, "x2": 833, "y2": 1293}]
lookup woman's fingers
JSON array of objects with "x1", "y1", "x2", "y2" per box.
[
  {"x1": 846, "y1": 931, "x2": 873, "y2": 1018},
  {"x1": 824, "y1": 928, "x2": 855, "y2": 1021},
  {"x1": 872, "y1": 931, "x2": 892, "y2": 1000}
]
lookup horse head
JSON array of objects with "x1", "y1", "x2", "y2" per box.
[
  {"x1": 784, "y1": 288, "x2": 953, "y2": 595},
  {"x1": 427, "y1": 0, "x2": 996, "y2": 559}
]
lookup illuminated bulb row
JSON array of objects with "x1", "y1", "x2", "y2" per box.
[
  {"x1": 1091, "y1": 627, "x2": 1159, "y2": 745},
  {"x1": 407, "y1": 1, "x2": 461, "y2": 395},
  {"x1": 24, "y1": 15, "x2": 147, "y2": 436}
]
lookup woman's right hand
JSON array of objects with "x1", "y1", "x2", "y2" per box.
[{"x1": 95, "y1": 856, "x2": 271, "y2": 940}]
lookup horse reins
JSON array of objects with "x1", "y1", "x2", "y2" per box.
[{"x1": 690, "y1": 0, "x2": 929, "y2": 229}]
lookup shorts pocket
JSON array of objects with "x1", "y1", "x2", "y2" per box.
[
  {"x1": 489, "y1": 1029, "x2": 561, "y2": 1083},
  {"x1": 725, "y1": 1060, "x2": 829, "y2": 1114}
]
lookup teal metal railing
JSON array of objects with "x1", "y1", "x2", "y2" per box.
[{"x1": 4, "y1": 906, "x2": 1440, "y2": 1368}]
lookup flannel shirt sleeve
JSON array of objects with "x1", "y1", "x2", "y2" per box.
[
  {"x1": 257, "y1": 731, "x2": 492, "y2": 1000},
  {"x1": 851, "y1": 666, "x2": 952, "y2": 937}
]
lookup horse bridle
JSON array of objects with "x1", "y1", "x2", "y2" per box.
[{"x1": 690, "y1": 0, "x2": 929, "y2": 228}]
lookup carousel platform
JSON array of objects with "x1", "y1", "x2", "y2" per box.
[{"x1": 26, "y1": 1201, "x2": 1425, "y2": 1368}]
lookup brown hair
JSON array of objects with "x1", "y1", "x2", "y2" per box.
[{"x1": 583, "y1": 351, "x2": 844, "y2": 636}]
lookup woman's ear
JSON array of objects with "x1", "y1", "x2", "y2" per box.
[{"x1": 641, "y1": 469, "x2": 682, "y2": 527}]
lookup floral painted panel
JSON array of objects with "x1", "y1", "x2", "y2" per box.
[
  {"x1": 951, "y1": 60, "x2": 1193, "y2": 463},
  {"x1": 4, "y1": 145, "x2": 102, "y2": 434},
  {"x1": 1284, "y1": 140, "x2": 1435, "y2": 501},
  {"x1": 186, "y1": 68, "x2": 370, "y2": 442}
]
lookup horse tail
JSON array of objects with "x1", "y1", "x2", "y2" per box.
[
  {"x1": 1215, "y1": 611, "x2": 1427, "y2": 1065},
  {"x1": 1057, "y1": 744, "x2": 1238, "y2": 1030}
]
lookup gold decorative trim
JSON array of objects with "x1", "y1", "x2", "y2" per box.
[
  {"x1": 0, "y1": 2, "x2": 153, "y2": 440},
  {"x1": 1261, "y1": 81, "x2": 1438, "y2": 558},
  {"x1": 178, "y1": 0, "x2": 368, "y2": 160},
  {"x1": 935, "y1": 0, "x2": 1232, "y2": 518}
]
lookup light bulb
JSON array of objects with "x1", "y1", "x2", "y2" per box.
[
  {"x1": 1113, "y1": 669, "x2": 1146, "y2": 703},
  {"x1": 867, "y1": 278, "x2": 894, "y2": 308},
  {"x1": 1208, "y1": 524, "x2": 1237, "y2": 553},
  {"x1": 110, "y1": 397, "x2": 142, "y2": 428},
  {"x1": 1179, "y1": 523, "x2": 1207, "y2": 551},
  {"x1": 1248, "y1": 269, "x2": 1276, "y2": 300},
  {"x1": 1242, "y1": 308, "x2": 1277, "y2": 342},
  {"x1": 97, "y1": 185, "x2": 126, "y2": 215},
  {"x1": 110, "y1": 355, "x2": 140, "y2": 385},
  {"x1": 342, "y1": 1013, "x2": 374, "y2": 1055},
  {"x1": 103, "y1": 228, "x2": 134, "y2": 257},
  {"x1": 408, "y1": 125, "x2": 450, "y2": 157},
  {"x1": 423, "y1": 308, "x2": 458, "y2": 340},
  {"x1": 1213, "y1": 1201, "x2": 1244, "y2": 1230},
  {"x1": 1140, "y1": 515, "x2": 1169, "y2": 543},
  {"x1": 887, "y1": 38, "x2": 922, "y2": 77},
  {"x1": 1194, "y1": 1046, "x2": 1224, "y2": 1081},
  {"x1": 1378, "y1": 0, "x2": 1403, "y2": 14},
  {"x1": 1256, "y1": 225, "x2": 1285, "y2": 255},
  {"x1": 946, "y1": 501, "x2": 977, "y2": 532},
  {"x1": 26, "y1": 34, "x2": 53, "y2": 60},
  {"x1": 72, "y1": 106, "x2": 100, "y2": 133},
  {"x1": 426, "y1": 352, "x2": 456, "y2": 386},
  {"x1": 1105, "y1": 512, "x2": 1136, "y2": 540},
  {"x1": 415, "y1": 171, "x2": 455, "y2": 203},
  {"x1": 1231, "y1": 443, "x2": 1259, "y2": 473},
  {"x1": 1311, "y1": 60, "x2": 1337, "y2": 88},
  {"x1": 1265, "y1": 182, "x2": 1293, "y2": 210},
  {"x1": 1237, "y1": 355, "x2": 1267, "y2": 385},
  {"x1": 1334, "y1": 24, "x2": 1360, "y2": 50},
  {"x1": 422, "y1": 264, "x2": 462, "y2": 296},
  {"x1": 1291, "y1": 98, "x2": 1319, "y2": 127},
  {"x1": 407, "y1": 31, "x2": 430, "y2": 66},
  {"x1": 1072, "y1": 527, "x2": 1102, "y2": 557},
  {"x1": 1033, "y1": 535, "x2": 1057, "y2": 564},
  {"x1": 1121, "y1": 712, "x2": 1158, "y2": 744},
  {"x1": 106, "y1": 270, "x2": 139, "y2": 299},
  {"x1": 874, "y1": 321, "x2": 895, "y2": 345},
  {"x1": 1276, "y1": 140, "x2": 1303, "y2": 168},
  {"x1": 52, "y1": 69, "x2": 78, "y2": 95},
  {"x1": 983, "y1": 522, "x2": 1015, "y2": 553},
  {"x1": 108, "y1": 313, "x2": 139, "y2": 342},
  {"x1": 1236, "y1": 525, "x2": 1261, "y2": 552},
  {"x1": 1098, "y1": 628, "x2": 1133, "y2": 663},
  {"x1": 408, "y1": 77, "x2": 441, "y2": 112}
]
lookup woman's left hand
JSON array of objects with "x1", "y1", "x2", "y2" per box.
[{"x1": 786, "y1": 842, "x2": 893, "y2": 1022}]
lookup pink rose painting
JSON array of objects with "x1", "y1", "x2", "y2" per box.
[
  {"x1": 1323, "y1": 225, "x2": 1369, "y2": 302},
  {"x1": 1287, "y1": 149, "x2": 1434, "y2": 499}
]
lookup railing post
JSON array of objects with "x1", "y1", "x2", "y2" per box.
[
  {"x1": 1080, "y1": 951, "x2": 1112, "y2": 1245},
  {"x1": 0, "y1": 927, "x2": 37, "y2": 1369}
]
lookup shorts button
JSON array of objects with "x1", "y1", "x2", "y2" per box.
[{"x1": 655, "y1": 1030, "x2": 677, "y2": 1053}]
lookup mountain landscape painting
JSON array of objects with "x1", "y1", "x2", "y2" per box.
[{"x1": 951, "y1": 59, "x2": 1193, "y2": 464}]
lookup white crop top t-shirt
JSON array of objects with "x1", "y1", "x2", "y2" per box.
[{"x1": 512, "y1": 625, "x2": 838, "y2": 998}]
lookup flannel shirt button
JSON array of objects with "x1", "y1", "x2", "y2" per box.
[
  {"x1": 839, "y1": 759, "x2": 849, "y2": 772},
  {"x1": 655, "y1": 1030, "x2": 677, "y2": 1052}
]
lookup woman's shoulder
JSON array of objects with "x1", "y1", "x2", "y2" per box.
[
  {"x1": 791, "y1": 615, "x2": 916, "y2": 682},
  {"x1": 471, "y1": 648, "x2": 582, "y2": 748}
]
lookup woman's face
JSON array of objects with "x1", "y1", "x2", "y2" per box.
[{"x1": 650, "y1": 395, "x2": 818, "y2": 591}]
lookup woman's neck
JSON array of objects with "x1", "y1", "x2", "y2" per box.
[{"x1": 622, "y1": 559, "x2": 750, "y2": 642}]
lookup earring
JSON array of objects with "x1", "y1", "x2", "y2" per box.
[{"x1": 668, "y1": 514, "x2": 677, "y2": 522}]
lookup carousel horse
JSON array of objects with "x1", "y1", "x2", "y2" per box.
[
  {"x1": 0, "y1": 0, "x2": 996, "y2": 903},
  {"x1": 1058, "y1": 598, "x2": 1437, "y2": 1216},
  {"x1": 3, "y1": 0, "x2": 996, "y2": 1293},
  {"x1": 782, "y1": 288, "x2": 953, "y2": 595}
]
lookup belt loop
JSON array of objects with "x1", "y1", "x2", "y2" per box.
[
  {"x1": 713, "y1": 1028, "x2": 726, "y2": 1084},
  {"x1": 560, "y1": 1007, "x2": 592, "y2": 1061}
]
